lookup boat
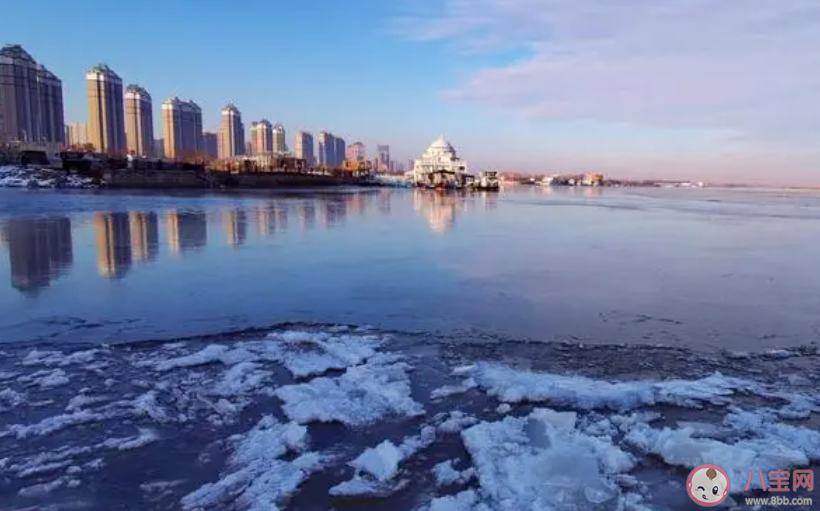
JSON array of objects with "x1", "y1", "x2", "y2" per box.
[{"x1": 474, "y1": 170, "x2": 500, "y2": 191}]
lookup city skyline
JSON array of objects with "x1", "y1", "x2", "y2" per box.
[{"x1": 1, "y1": 1, "x2": 819, "y2": 184}]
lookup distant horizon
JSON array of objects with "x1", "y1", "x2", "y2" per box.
[{"x1": 2, "y1": 0, "x2": 819, "y2": 186}]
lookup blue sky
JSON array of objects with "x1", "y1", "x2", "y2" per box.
[{"x1": 3, "y1": 0, "x2": 820, "y2": 184}]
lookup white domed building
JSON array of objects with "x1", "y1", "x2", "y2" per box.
[{"x1": 410, "y1": 135, "x2": 471, "y2": 188}]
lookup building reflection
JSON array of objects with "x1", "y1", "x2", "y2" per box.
[
  {"x1": 1, "y1": 217, "x2": 73, "y2": 292},
  {"x1": 299, "y1": 201, "x2": 316, "y2": 231},
  {"x1": 276, "y1": 206, "x2": 288, "y2": 232},
  {"x1": 480, "y1": 191, "x2": 498, "y2": 210},
  {"x1": 167, "y1": 211, "x2": 208, "y2": 255},
  {"x1": 322, "y1": 199, "x2": 347, "y2": 229},
  {"x1": 256, "y1": 206, "x2": 276, "y2": 237},
  {"x1": 413, "y1": 190, "x2": 465, "y2": 235},
  {"x1": 129, "y1": 212, "x2": 159, "y2": 263},
  {"x1": 95, "y1": 213, "x2": 132, "y2": 279},
  {"x1": 224, "y1": 210, "x2": 247, "y2": 247},
  {"x1": 378, "y1": 189, "x2": 392, "y2": 216}
]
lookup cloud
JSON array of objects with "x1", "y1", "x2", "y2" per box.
[{"x1": 395, "y1": 0, "x2": 820, "y2": 142}]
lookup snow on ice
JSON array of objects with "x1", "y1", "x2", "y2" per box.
[
  {"x1": 275, "y1": 353, "x2": 423, "y2": 426},
  {"x1": 463, "y1": 363, "x2": 751, "y2": 410},
  {"x1": 181, "y1": 416, "x2": 325, "y2": 511}
]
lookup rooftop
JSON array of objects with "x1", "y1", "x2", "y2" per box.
[{"x1": 0, "y1": 44, "x2": 36, "y2": 63}]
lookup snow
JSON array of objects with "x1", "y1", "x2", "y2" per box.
[
  {"x1": 433, "y1": 460, "x2": 476, "y2": 487},
  {"x1": 275, "y1": 353, "x2": 423, "y2": 426},
  {"x1": 0, "y1": 388, "x2": 26, "y2": 412},
  {"x1": 263, "y1": 330, "x2": 386, "y2": 378},
  {"x1": 132, "y1": 391, "x2": 170, "y2": 422},
  {"x1": 625, "y1": 408, "x2": 820, "y2": 493},
  {"x1": 438, "y1": 411, "x2": 479, "y2": 434},
  {"x1": 213, "y1": 362, "x2": 269, "y2": 396},
  {"x1": 457, "y1": 408, "x2": 635, "y2": 510},
  {"x1": 18, "y1": 476, "x2": 79, "y2": 497},
  {"x1": 101, "y1": 427, "x2": 160, "y2": 450},
  {"x1": 65, "y1": 393, "x2": 108, "y2": 412},
  {"x1": 466, "y1": 363, "x2": 749, "y2": 410},
  {"x1": 2, "y1": 409, "x2": 124, "y2": 440},
  {"x1": 181, "y1": 416, "x2": 323, "y2": 511},
  {"x1": 21, "y1": 348, "x2": 100, "y2": 367},
  {"x1": 35, "y1": 368, "x2": 70, "y2": 388},
  {"x1": 350, "y1": 440, "x2": 404, "y2": 482},
  {"x1": 0, "y1": 165, "x2": 95, "y2": 189},
  {"x1": 431, "y1": 378, "x2": 478, "y2": 399},
  {"x1": 151, "y1": 344, "x2": 235, "y2": 371},
  {"x1": 496, "y1": 404, "x2": 512, "y2": 414},
  {"x1": 329, "y1": 475, "x2": 398, "y2": 497},
  {"x1": 427, "y1": 490, "x2": 490, "y2": 511}
]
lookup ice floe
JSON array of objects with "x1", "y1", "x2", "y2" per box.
[
  {"x1": 433, "y1": 460, "x2": 476, "y2": 487},
  {"x1": 181, "y1": 416, "x2": 325, "y2": 511},
  {"x1": 263, "y1": 330, "x2": 385, "y2": 378},
  {"x1": 463, "y1": 363, "x2": 751, "y2": 410},
  {"x1": 0, "y1": 165, "x2": 96, "y2": 189},
  {"x1": 454, "y1": 408, "x2": 637, "y2": 510},
  {"x1": 275, "y1": 353, "x2": 423, "y2": 425}
]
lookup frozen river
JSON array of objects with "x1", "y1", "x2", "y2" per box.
[{"x1": 0, "y1": 186, "x2": 819, "y2": 510}]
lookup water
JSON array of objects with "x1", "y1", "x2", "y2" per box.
[
  {"x1": 1, "y1": 186, "x2": 819, "y2": 349},
  {"x1": 1, "y1": 186, "x2": 820, "y2": 511}
]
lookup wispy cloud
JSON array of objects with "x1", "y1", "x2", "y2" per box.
[{"x1": 395, "y1": 0, "x2": 820, "y2": 142}]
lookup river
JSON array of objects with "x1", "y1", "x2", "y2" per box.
[{"x1": 0, "y1": 186, "x2": 818, "y2": 510}]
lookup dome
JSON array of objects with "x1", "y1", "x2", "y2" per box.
[{"x1": 424, "y1": 135, "x2": 457, "y2": 158}]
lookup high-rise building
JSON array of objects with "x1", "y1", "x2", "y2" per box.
[
  {"x1": 346, "y1": 142, "x2": 366, "y2": 162},
  {"x1": 162, "y1": 97, "x2": 203, "y2": 160},
  {"x1": 0, "y1": 45, "x2": 40, "y2": 144},
  {"x1": 272, "y1": 123, "x2": 286, "y2": 154},
  {"x1": 86, "y1": 64, "x2": 126, "y2": 154},
  {"x1": 317, "y1": 131, "x2": 331, "y2": 167},
  {"x1": 218, "y1": 104, "x2": 244, "y2": 159},
  {"x1": 154, "y1": 138, "x2": 165, "y2": 158},
  {"x1": 295, "y1": 131, "x2": 314, "y2": 166},
  {"x1": 65, "y1": 122, "x2": 89, "y2": 147},
  {"x1": 125, "y1": 85, "x2": 153, "y2": 157},
  {"x1": 334, "y1": 136, "x2": 346, "y2": 167},
  {"x1": 203, "y1": 131, "x2": 218, "y2": 160},
  {"x1": 377, "y1": 145, "x2": 390, "y2": 172},
  {"x1": 37, "y1": 65, "x2": 64, "y2": 145},
  {"x1": 250, "y1": 120, "x2": 273, "y2": 155}
]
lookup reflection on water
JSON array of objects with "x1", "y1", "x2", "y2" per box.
[
  {"x1": 224, "y1": 210, "x2": 247, "y2": 247},
  {"x1": 414, "y1": 190, "x2": 466, "y2": 235},
  {"x1": 299, "y1": 202, "x2": 316, "y2": 231},
  {"x1": 1, "y1": 217, "x2": 73, "y2": 292},
  {"x1": 167, "y1": 211, "x2": 208, "y2": 255},
  {"x1": 95, "y1": 213, "x2": 132, "y2": 279},
  {"x1": 0, "y1": 190, "x2": 471, "y2": 293},
  {"x1": 129, "y1": 212, "x2": 159, "y2": 263}
]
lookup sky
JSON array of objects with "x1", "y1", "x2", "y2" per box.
[{"x1": 3, "y1": 0, "x2": 820, "y2": 185}]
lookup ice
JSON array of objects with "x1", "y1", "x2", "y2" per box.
[
  {"x1": 427, "y1": 490, "x2": 492, "y2": 511},
  {"x1": 625, "y1": 408, "x2": 820, "y2": 493},
  {"x1": 263, "y1": 330, "x2": 386, "y2": 378},
  {"x1": 275, "y1": 353, "x2": 423, "y2": 425},
  {"x1": 2, "y1": 409, "x2": 124, "y2": 439},
  {"x1": 438, "y1": 411, "x2": 479, "y2": 434},
  {"x1": 765, "y1": 349, "x2": 795, "y2": 359},
  {"x1": 18, "y1": 476, "x2": 79, "y2": 497},
  {"x1": 65, "y1": 393, "x2": 108, "y2": 412},
  {"x1": 0, "y1": 388, "x2": 26, "y2": 412},
  {"x1": 496, "y1": 404, "x2": 512, "y2": 414},
  {"x1": 431, "y1": 378, "x2": 478, "y2": 399},
  {"x1": 350, "y1": 440, "x2": 404, "y2": 482},
  {"x1": 457, "y1": 408, "x2": 635, "y2": 510},
  {"x1": 132, "y1": 391, "x2": 170, "y2": 422},
  {"x1": 101, "y1": 427, "x2": 160, "y2": 450},
  {"x1": 467, "y1": 363, "x2": 748, "y2": 410},
  {"x1": 776, "y1": 395, "x2": 818, "y2": 419},
  {"x1": 329, "y1": 475, "x2": 397, "y2": 497},
  {"x1": 151, "y1": 344, "x2": 236, "y2": 371},
  {"x1": 22, "y1": 348, "x2": 100, "y2": 367},
  {"x1": 433, "y1": 460, "x2": 476, "y2": 487},
  {"x1": 22, "y1": 368, "x2": 70, "y2": 388},
  {"x1": 181, "y1": 416, "x2": 323, "y2": 511},
  {"x1": 213, "y1": 362, "x2": 269, "y2": 396}
]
